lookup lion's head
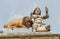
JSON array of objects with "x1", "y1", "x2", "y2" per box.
[{"x1": 22, "y1": 16, "x2": 33, "y2": 28}]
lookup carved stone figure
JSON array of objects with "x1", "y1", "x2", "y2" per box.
[
  {"x1": 30, "y1": 6, "x2": 50, "y2": 32},
  {"x1": 4, "y1": 16, "x2": 33, "y2": 30}
]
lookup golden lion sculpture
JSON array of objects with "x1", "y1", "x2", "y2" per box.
[{"x1": 4, "y1": 16, "x2": 33, "y2": 30}]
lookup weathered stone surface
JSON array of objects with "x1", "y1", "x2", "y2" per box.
[
  {"x1": 0, "y1": 32, "x2": 60, "y2": 39},
  {"x1": 3, "y1": 28, "x2": 32, "y2": 35},
  {"x1": 32, "y1": 16, "x2": 50, "y2": 32}
]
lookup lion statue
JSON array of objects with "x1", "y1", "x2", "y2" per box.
[{"x1": 4, "y1": 16, "x2": 33, "y2": 30}]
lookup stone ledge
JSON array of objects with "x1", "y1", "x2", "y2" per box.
[{"x1": 0, "y1": 32, "x2": 60, "y2": 37}]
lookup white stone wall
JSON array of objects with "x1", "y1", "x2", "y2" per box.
[{"x1": 3, "y1": 28, "x2": 32, "y2": 35}]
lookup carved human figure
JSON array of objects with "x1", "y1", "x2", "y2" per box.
[{"x1": 30, "y1": 6, "x2": 50, "y2": 32}]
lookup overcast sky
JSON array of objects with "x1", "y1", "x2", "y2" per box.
[{"x1": 0, "y1": 0, "x2": 60, "y2": 33}]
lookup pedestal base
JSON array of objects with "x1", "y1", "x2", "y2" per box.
[{"x1": 0, "y1": 32, "x2": 60, "y2": 39}]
